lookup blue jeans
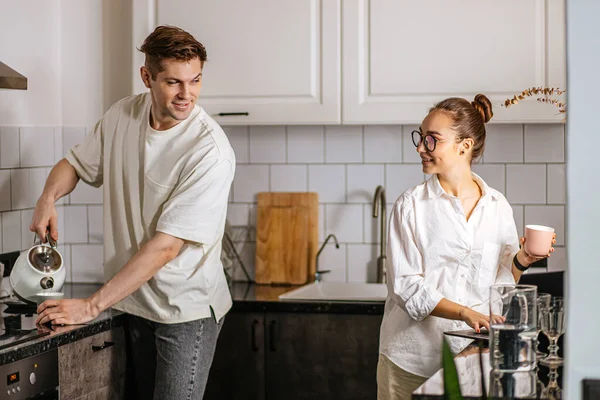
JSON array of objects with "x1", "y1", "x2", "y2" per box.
[{"x1": 126, "y1": 312, "x2": 224, "y2": 400}]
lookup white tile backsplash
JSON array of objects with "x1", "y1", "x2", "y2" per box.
[
  {"x1": 249, "y1": 126, "x2": 286, "y2": 163},
  {"x1": 308, "y1": 165, "x2": 345, "y2": 203},
  {"x1": 223, "y1": 126, "x2": 248, "y2": 163},
  {"x1": 484, "y1": 124, "x2": 523, "y2": 163},
  {"x1": 71, "y1": 244, "x2": 104, "y2": 283},
  {"x1": 506, "y1": 164, "x2": 546, "y2": 204},
  {"x1": 2, "y1": 211, "x2": 21, "y2": 252},
  {"x1": 0, "y1": 170, "x2": 11, "y2": 212},
  {"x1": 472, "y1": 164, "x2": 506, "y2": 195},
  {"x1": 270, "y1": 165, "x2": 307, "y2": 192},
  {"x1": 386, "y1": 164, "x2": 425, "y2": 202},
  {"x1": 325, "y1": 126, "x2": 363, "y2": 163},
  {"x1": 347, "y1": 244, "x2": 379, "y2": 283},
  {"x1": 547, "y1": 164, "x2": 566, "y2": 204},
  {"x1": 0, "y1": 127, "x2": 20, "y2": 168},
  {"x1": 317, "y1": 243, "x2": 346, "y2": 282},
  {"x1": 524, "y1": 124, "x2": 564, "y2": 163},
  {"x1": 347, "y1": 165, "x2": 384, "y2": 203},
  {"x1": 64, "y1": 206, "x2": 88, "y2": 244},
  {"x1": 287, "y1": 126, "x2": 324, "y2": 163},
  {"x1": 233, "y1": 165, "x2": 269, "y2": 202},
  {"x1": 325, "y1": 204, "x2": 363, "y2": 243},
  {"x1": 524, "y1": 205, "x2": 565, "y2": 246},
  {"x1": 70, "y1": 183, "x2": 103, "y2": 204},
  {"x1": 364, "y1": 126, "x2": 402, "y2": 163},
  {"x1": 88, "y1": 205, "x2": 103, "y2": 243},
  {"x1": 0, "y1": 123, "x2": 569, "y2": 283},
  {"x1": 61, "y1": 127, "x2": 86, "y2": 156},
  {"x1": 20, "y1": 127, "x2": 55, "y2": 167}
]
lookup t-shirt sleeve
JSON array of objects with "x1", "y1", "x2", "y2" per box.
[
  {"x1": 156, "y1": 157, "x2": 234, "y2": 245},
  {"x1": 65, "y1": 119, "x2": 104, "y2": 187}
]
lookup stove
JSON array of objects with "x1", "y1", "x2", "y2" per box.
[{"x1": 0, "y1": 302, "x2": 50, "y2": 352}]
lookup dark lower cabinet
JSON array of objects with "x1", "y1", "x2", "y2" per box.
[{"x1": 205, "y1": 311, "x2": 382, "y2": 400}]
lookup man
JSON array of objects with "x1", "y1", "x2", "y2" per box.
[{"x1": 30, "y1": 25, "x2": 235, "y2": 399}]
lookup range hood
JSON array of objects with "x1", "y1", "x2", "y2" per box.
[{"x1": 0, "y1": 61, "x2": 27, "y2": 90}]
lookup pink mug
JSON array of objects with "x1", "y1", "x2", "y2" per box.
[{"x1": 524, "y1": 225, "x2": 555, "y2": 257}]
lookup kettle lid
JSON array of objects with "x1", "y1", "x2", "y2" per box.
[{"x1": 28, "y1": 246, "x2": 62, "y2": 273}]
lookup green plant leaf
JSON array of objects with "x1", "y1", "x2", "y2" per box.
[{"x1": 443, "y1": 338, "x2": 464, "y2": 400}]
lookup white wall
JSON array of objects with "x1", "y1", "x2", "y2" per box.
[
  {"x1": 565, "y1": 0, "x2": 600, "y2": 398},
  {"x1": 0, "y1": 0, "x2": 61, "y2": 126},
  {"x1": 60, "y1": 0, "x2": 133, "y2": 127}
]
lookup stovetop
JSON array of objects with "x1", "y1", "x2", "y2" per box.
[{"x1": 0, "y1": 300, "x2": 50, "y2": 351}]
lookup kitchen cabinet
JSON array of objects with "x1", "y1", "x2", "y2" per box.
[
  {"x1": 132, "y1": 0, "x2": 341, "y2": 125},
  {"x1": 205, "y1": 311, "x2": 382, "y2": 400},
  {"x1": 59, "y1": 327, "x2": 126, "y2": 400},
  {"x1": 133, "y1": 0, "x2": 565, "y2": 124},
  {"x1": 342, "y1": 0, "x2": 566, "y2": 124}
]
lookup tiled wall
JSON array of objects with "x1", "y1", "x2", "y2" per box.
[
  {"x1": 0, "y1": 124, "x2": 566, "y2": 284},
  {"x1": 224, "y1": 124, "x2": 567, "y2": 283},
  {"x1": 0, "y1": 126, "x2": 104, "y2": 283}
]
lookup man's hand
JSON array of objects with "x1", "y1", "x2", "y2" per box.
[
  {"x1": 30, "y1": 196, "x2": 59, "y2": 242},
  {"x1": 35, "y1": 298, "x2": 98, "y2": 325}
]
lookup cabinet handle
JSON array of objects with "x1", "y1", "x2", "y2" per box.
[
  {"x1": 251, "y1": 319, "x2": 260, "y2": 352},
  {"x1": 216, "y1": 112, "x2": 249, "y2": 117},
  {"x1": 269, "y1": 320, "x2": 276, "y2": 352},
  {"x1": 92, "y1": 341, "x2": 115, "y2": 352}
]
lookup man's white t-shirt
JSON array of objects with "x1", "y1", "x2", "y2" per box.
[{"x1": 66, "y1": 93, "x2": 235, "y2": 323}]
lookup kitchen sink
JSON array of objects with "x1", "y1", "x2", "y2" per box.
[{"x1": 278, "y1": 281, "x2": 388, "y2": 302}]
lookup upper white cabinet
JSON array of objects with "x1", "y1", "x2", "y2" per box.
[
  {"x1": 132, "y1": 0, "x2": 565, "y2": 125},
  {"x1": 343, "y1": 0, "x2": 566, "y2": 124},
  {"x1": 132, "y1": 0, "x2": 341, "y2": 125}
]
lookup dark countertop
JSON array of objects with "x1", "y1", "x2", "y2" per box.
[
  {"x1": 229, "y1": 282, "x2": 385, "y2": 315},
  {"x1": 0, "y1": 284, "x2": 124, "y2": 366},
  {"x1": 412, "y1": 342, "x2": 564, "y2": 399}
]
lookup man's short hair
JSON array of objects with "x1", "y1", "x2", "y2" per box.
[{"x1": 139, "y1": 25, "x2": 207, "y2": 79}]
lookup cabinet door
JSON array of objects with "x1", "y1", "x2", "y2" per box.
[
  {"x1": 343, "y1": 0, "x2": 566, "y2": 124},
  {"x1": 59, "y1": 327, "x2": 126, "y2": 400},
  {"x1": 265, "y1": 312, "x2": 382, "y2": 400},
  {"x1": 204, "y1": 312, "x2": 265, "y2": 400},
  {"x1": 133, "y1": 0, "x2": 341, "y2": 125}
]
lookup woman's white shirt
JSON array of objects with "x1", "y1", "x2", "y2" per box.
[{"x1": 379, "y1": 173, "x2": 518, "y2": 377}]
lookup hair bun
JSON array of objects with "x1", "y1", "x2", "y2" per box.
[{"x1": 472, "y1": 94, "x2": 493, "y2": 123}]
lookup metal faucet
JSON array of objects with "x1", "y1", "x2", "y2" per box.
[
  {"x1": 372, "y1": 186, "x2": 387, "y2": 283},
  {"x1": 315, "y1": 234, "x2": 339, "y2": 282}
]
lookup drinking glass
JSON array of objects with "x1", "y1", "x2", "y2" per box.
[
  {"x1": 489, "y1": 284, "x2": 537, "y2": 372},
  {"x1": 540, "y1": 297, "x2": 566, "y2": 367},
  {"x1": 535, "y1": 293, "x2": 552, "y2": 359}
]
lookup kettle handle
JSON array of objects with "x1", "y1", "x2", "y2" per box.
[{"x1": 33, "y1": 232, "x2": 58, "y2": 248}]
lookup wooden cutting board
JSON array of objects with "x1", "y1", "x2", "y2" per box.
[{"x1": 255, "y1": 192, "x2": 318, "y2": 285}]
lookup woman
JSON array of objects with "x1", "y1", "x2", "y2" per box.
[{"x1": 377, "y1": 94, "x2": 555, "y2": 400}]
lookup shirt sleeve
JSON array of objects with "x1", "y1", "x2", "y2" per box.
[
  {"x1": 156, "y1": 157, "x2": 234, "y2": 245},
  {"x1": 494, "y1": 202, "x2": 519, "y2": 284},
  {"x1": 65, "y1": 119, "x2": 104, "y2": 187},
  {"x1": 386, "y1": 197, "x2": 445, "y2": 321}
]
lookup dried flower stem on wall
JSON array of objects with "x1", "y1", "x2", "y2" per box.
[{"x1": 502, "y1": 87, "x2": 567, "y2": 114}]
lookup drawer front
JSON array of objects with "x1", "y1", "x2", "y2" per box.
[{"x1": 59, "y1": 327, "x2": 126, "y2": 400}]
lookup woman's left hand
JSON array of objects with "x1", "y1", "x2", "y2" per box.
[{"x1": 517, "y1": 233, "x2": 557, "y2": 266}]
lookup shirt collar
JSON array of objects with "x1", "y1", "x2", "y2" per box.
[{"x1": 426, "y1": 172, "x2": 499, "y2": 201}]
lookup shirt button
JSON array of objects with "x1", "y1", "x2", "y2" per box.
[{"x1": 461, "y1": 274, "x2": 465, "y2": 278}]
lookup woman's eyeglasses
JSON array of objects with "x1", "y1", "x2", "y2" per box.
[{"x1": 411, "y1": 130, "x2": 437, "y2": 152}]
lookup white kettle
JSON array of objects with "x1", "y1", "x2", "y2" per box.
[{"x1": 9, "y1": 233, "x2": 66, "y2": 304}]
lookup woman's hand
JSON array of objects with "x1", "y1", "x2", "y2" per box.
[
  {"x1": 517, "y1": 233, "x2": 557, "y2": 266},
  {"x1": 460, "y1": 307, "x2": 505, "y2": 333}
]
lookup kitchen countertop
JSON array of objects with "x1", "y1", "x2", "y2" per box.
[
  {"x1": 0, "y1": 283, "x2": 123, "y2": 366},
  {"x1": 228, "y1": 282, "x2": 385, "y2": 315}
]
